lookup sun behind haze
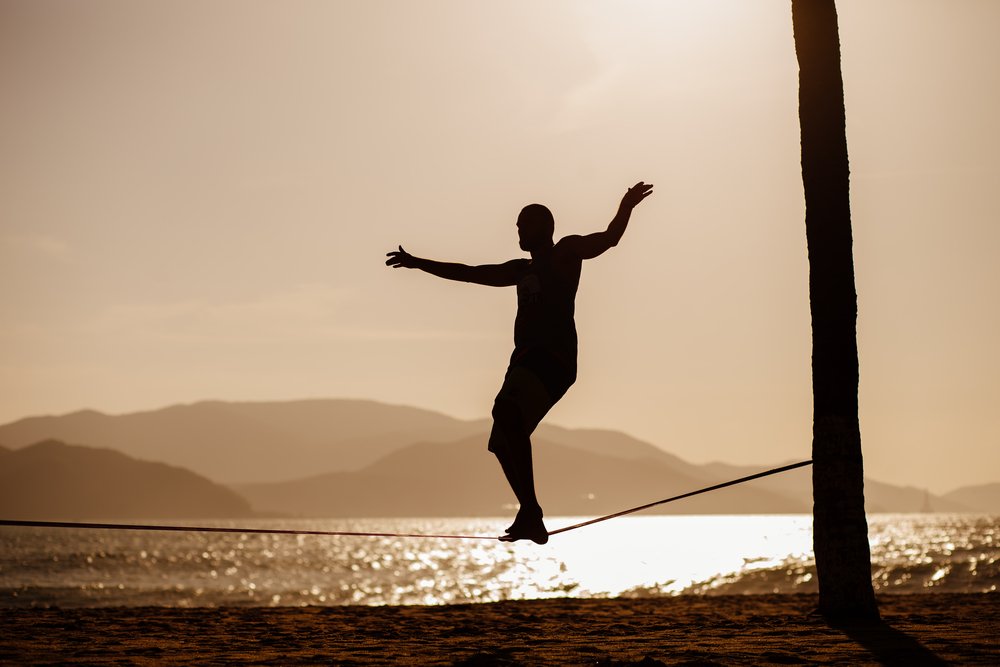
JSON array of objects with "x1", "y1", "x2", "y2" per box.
[{"x1": 1, "y1": 0, "x2": 997, "y2": 493}]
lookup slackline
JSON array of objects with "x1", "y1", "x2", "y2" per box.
[{"x1": 0, "y1": 460, "x2": 811, "y2": 541}]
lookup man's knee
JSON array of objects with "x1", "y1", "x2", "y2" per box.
[
  {"x1": 492, "y1": 397, "x2": 524, "y2": 433},
  {"x1": 487, "y1": 420, "x2": 505, "y2": 455}
]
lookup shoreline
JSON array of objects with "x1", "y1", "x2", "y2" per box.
[{"x1": 2, "y1": 593, "x2": 997, "y2": 664}]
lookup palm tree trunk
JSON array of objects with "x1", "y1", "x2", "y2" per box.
[{"x1": 791, "y1": 0, "x2": 879, "y2": 622}]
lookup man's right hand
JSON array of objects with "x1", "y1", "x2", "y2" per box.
[
  {"x1": 386, "y1": 245, "x2": 419, "y2": 269},
  {"x1": 620, "y1": 181, "x2": 654, "y2": 210}
]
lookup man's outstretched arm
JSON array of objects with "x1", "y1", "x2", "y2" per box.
[
  {"x1": 385, "y1": 246, "x2": 521, "y2": 287},
  {"x1": 562, "y1": 181, "x2": 653, "y2": 260}
]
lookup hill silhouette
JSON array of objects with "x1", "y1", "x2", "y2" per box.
[
  {"x1": 234, "y1": 435, "x2": 807, "y2": 518},
  {"x1": 0, "y1": 400, "x2": 706, "y2": 485},
  {"x1": 0, "y1": 399, "x2": 991, "y2": 517},
  {"x1": 0, "y1": 400, "x2": 483, "y2": 483},
  {"x1": 942, "y1": 483, "x2": 1000, "y2": 513},
  {"x1": 696, "y1": 461, "x2": 974, "y2": 515},
  {"x1": 0, "y1": 440, "x2": 254, "y2": 520}
]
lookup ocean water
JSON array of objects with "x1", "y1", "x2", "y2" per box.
[{"x1": 0, "y1": 514, "x2": 996, "y2": 607}]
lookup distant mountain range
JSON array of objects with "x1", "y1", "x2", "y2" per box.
[
  {"x1": 0, "y1": 440, "x2": 253, "y2": 520},
  {"x1": 233, "y1": 435, "x2": 808, "y2": 518},
  {"x1": 941, "y1": 483, "x2": 1000, "y2": 514},
  {"x1": 0, "y1": 399, "x2": 483, "y2": 483},
  {"x1": 0, "y1": 399, "x2": 997, "y2": 519}
]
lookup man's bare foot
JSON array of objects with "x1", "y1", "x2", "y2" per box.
[
  {"x1": 499, "y1": 513, "x2": 548, "y2": 545},
  {"x1": 505, "y1": 506, "x2": 542, "y2": 534},
  {"x1": 504, "y1": 509, "x2": 527, "y2": 534}
]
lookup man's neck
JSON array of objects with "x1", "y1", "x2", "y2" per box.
[{"x1": 529, "y1": 242, "x2": 554, "y2": 262}]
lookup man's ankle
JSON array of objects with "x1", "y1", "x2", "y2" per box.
[{"x1": 518, "y1": 503, "x2": 543, "y2": 517}]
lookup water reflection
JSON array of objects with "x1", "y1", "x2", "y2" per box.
[{"x1": 0, "y1": 514, "x2": 996, "y2": 607}]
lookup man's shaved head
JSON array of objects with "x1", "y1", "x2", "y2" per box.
[{"x1": 517, "y1": 204, "x2": 554, "y2": 251}]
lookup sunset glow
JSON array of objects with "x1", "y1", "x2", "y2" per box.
[{"x1": 1, "y1": 0, "x2": 997, "y2": 494}]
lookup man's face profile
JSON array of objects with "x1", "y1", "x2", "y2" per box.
[{"x1": 516, "y1": 205, "x2": 553, "y2": 252}]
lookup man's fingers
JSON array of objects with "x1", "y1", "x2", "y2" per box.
[
  {"x1": 386, "y1": 245, "x2": 410, "y2": 267},
  {"x1": 623, "y1": 182, "x2": 653, "y2": 209},
  {"x1": 385, "y1": 250, "x2": 411, "y2": 268}
]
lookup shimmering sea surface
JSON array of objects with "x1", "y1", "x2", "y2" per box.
[{"x1": 1, "y1": 514, "x2": 996, "y2": 607}]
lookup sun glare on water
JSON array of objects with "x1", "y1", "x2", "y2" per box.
[
  {"x1": 1, "y1": 514, "x2": 996, "y2": 607},
  {"x1": 546, "y1": 515, "x2": 813, "y2": 596}
]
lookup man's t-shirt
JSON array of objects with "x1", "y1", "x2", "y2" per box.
[{"x1": 507, "y1": 244, "x2": 581, "y2": 399}]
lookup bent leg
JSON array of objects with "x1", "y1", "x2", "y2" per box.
[
  {"x1": 488, "y1": 366, "x2": 555, "y2": 544},
  {"x1": 488, "y1": 421, "x2": 527, "y2": 513},
  {"x1": 491, "y1": 397, "x2": 541, "y2": 516}
]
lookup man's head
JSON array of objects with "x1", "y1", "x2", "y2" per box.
[{"x1": 517, "y1": 204, "x2": 554, "y2": 252}]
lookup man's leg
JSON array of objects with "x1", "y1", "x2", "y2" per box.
[
  {"x1": 491, "y1": 397, "x2": 542, "y2": 516},
  {"x1": 488, "y1": 421, "x2": 528, "y2": 512},
  {"x1": 488, "y1": 367, "x2": 551, "y2": 544}
]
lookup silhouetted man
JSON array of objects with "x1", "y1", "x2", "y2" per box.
[{"x1": 386, "y1": 182, "x2": 653, "y2": 543}]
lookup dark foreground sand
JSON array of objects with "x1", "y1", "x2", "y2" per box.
[{"x1": 1, "y1": 594, "x2": 997, "y2": 665}]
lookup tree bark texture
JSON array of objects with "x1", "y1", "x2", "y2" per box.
[{"x1": 791, "y1": 0, "x2": 880, "y2": 622}]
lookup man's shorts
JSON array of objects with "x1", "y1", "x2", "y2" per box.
[{"x1": 487, "y1": 348, "x2": 575, "y2": 453}]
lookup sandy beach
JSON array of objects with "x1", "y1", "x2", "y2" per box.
[{"x1": 1, "y1": 594, "x2": 996, "y2": 665}]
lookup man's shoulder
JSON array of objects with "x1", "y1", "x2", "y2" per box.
[{"x1": 553, "y1": 237, "x2": 586, "y2": 261}]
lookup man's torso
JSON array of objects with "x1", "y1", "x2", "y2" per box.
[{"x1": 511, "y1": 240, "x2": 581, "y2": 368}]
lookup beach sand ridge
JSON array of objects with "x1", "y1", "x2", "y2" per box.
[{"x1": 1, "y1": 593, "x2": 997, "y2": 665}]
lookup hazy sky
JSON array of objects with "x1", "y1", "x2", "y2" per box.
[{"x1": 1, "y1": 0, "x2": 997, "y2": 493}]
